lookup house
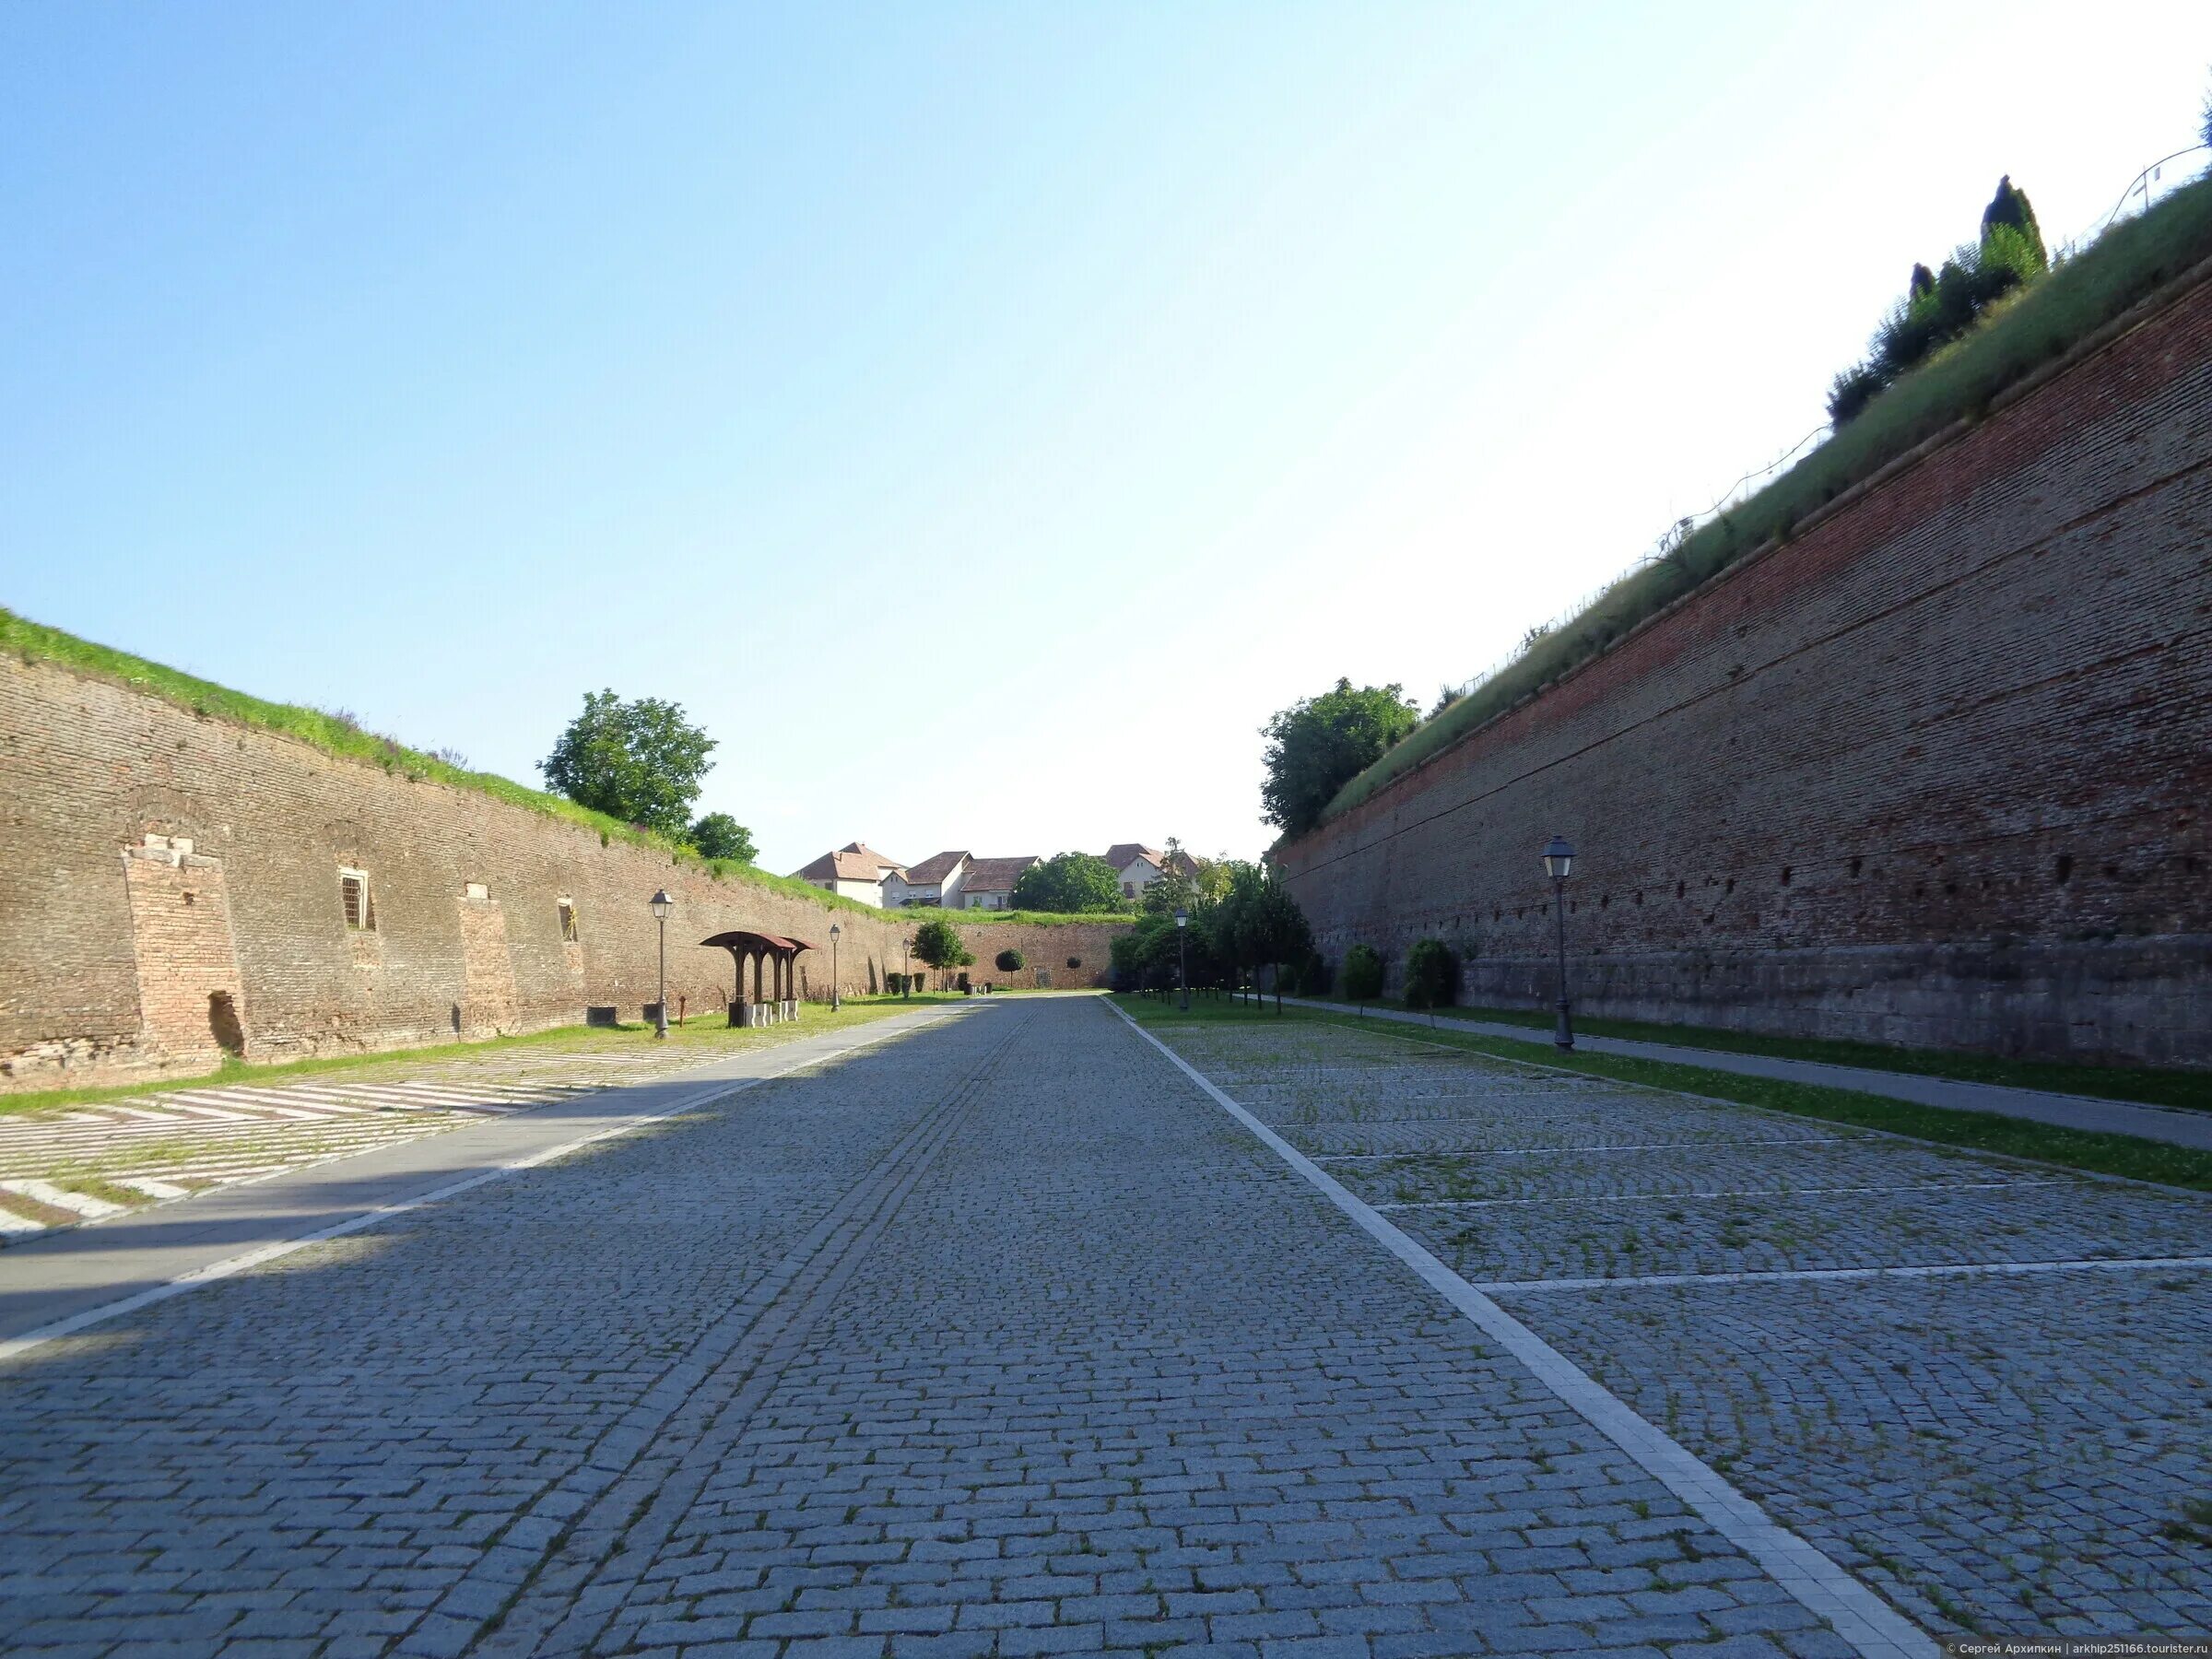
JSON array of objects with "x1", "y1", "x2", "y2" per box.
[
  {"x1": 1100, "y1": 843, "x2": 1200, "y2": 901},
  {"x1": 884, "y1": 850, "x2": 970, "y2": 911},
  {"x1": 958, "y1": 855, "x2": 1041, "y2": 911},
  {"x1": 790, "y1": 841, "x2": 907, "y2": 907}
]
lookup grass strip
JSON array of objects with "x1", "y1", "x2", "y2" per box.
[
  {"x1": 1321, "y1": 173, "x2": 2212, "y2": 821},
  {"x1": 0, "y1": 610, "x2": 1128, "y2": 930},
  {"x1": 1113, "y1": 995, "x2": 2212, "y2": 1193},
  {"x1": 1298, "y1": 996, "x2": 2208, "y2": 1112}
]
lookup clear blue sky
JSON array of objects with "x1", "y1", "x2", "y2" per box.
[{"x1": 5, "y1": 4, "x2": 2206, "y2": 875}]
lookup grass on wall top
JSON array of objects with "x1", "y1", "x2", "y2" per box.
[
  {"x1": 0, "y1": 607, "x2": 1129, "y2": 926},
  {"x1": 1316, "y1": 172, "x2": 2212, "y2": 827}
]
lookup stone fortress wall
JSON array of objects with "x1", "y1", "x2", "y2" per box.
[
  {"x1": 1277, "y1": 264, "x2": 2212, "y2": 1068},
  {"x1": 0, "y1": 660, "x2": 1127, "y2": 1091}
]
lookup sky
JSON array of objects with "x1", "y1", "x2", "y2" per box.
[{"x1": 4, "y1": 4, "x2": 2207, "y2": 876}]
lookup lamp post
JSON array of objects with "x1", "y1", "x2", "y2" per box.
[
  {"x1": 830, "y1": 923, "x2": 842, "y2": 1013},
  {"x1": 650, "y1": 888, "x2": 673, "y2": 1040},
  {"x1": 1174, "y1": 908, "x2": 1189, "y2": 1012},
  {"x1": 1541, "y1": 837, "x2": 1575, "y2": 1051},
  {"x1": 901, "y1": 935, "x2": 912, "y2": 999}
]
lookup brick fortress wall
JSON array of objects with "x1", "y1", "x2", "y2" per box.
[
  {"x1": 1277, "y1": 267, "x2": 2212, "y2": 1068},
  {"x1": 0, "y1": 663, "x2": 1125, "y2": 1091}
]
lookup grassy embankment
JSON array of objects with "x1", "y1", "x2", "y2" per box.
[
  {"x1": 1293, "y1": 996, "x2": 2209, "y2": 1112},
  {"x1": 1320, "y1": 172, "x2": 2212, "y2": 822},
  {"x1": 0, "y1": 994, "x2": 969, "y2": 1121},
  {"x1": 1114, "y1": 995, "x2": 2212, "y2": 1194},
  {"x1": 0, "y1": 607, "x2": 1126, "y2": 927}
]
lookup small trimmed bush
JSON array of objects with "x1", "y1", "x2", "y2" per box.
[
  {"x1": 1342, "y1": 945, "x2": 1384, "y2": 1006},
  {"x1": 1404, "y1": 938, "x2": 1458, "y2": 1010},
  {"x1": 1296, "y1": 952, "x2": 1331, "y2": 995},
  {"x1": 1066, "y1": 956, "x2": 1081, "y2": 970},
  {"x1": 995, "y1": 947, "x2": 1025, "y2": 973}
]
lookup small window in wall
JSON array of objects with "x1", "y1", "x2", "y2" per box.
[
  {"x1": 339, "y1": 868, "x2": 376, "y2": 931},
  {"x1": 559, "y1": 900, "x2": 579, "y2": 942}
]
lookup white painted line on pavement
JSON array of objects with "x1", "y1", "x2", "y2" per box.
[
  {"x1": 0, "y1": 1013, "x2": 955, "y2": 1366},
  {"x1": 1480, "y1": 1254, "x2": 2212, "y2": 1293},
  {"x1": 2, "y1": 1181, "x2": 128, "y2": 1219},
  {"x1": 1374, "y1": 1178, "x2": 2071, "y2": 1210},
  {"x1": 1110, "y1": 1003, "x2": 1936, "y2": 1659}
]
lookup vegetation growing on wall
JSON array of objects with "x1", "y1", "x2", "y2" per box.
[
  {"x1": 0, "y1": 609, "x2": 1129, "y2": 926},
  {"x1": 1311, "y1": 171, "x2": 2212, "y2": 829}
]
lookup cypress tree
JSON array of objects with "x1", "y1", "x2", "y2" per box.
[
  {"x1": 1909, "y1": 263, "x2": 1936, "y2": 299},
  {"x1": 1980, "y1": 175, "x2": 2046, "y2": 271}
]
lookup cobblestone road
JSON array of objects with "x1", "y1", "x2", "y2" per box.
[{"x1": 1, "y1": 999, "x2": 2199, "y2": 1656}]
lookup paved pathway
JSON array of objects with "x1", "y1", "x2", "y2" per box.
[
  {"x1": 0, "y1": 1042, "x2": 791, "y2": 1241},
  {"x1": 0, "y1": 998, "x2": 2202, "y2": 1657},
  {"x1": 1279, "y1": 998, "x2": 2212, "y2": 1150}
]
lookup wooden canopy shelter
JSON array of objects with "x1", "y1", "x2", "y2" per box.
[{"x1": 700, "y1": 931, "x2": 815, "y2": 1026}]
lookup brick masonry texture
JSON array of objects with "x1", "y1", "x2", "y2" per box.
[
  {"x1": 0, "y1": 662, "x2": 1128, "y2": 1090},
  {"x1": 1277, "y1": 267, "x2": 2212, "y2": 1066}
]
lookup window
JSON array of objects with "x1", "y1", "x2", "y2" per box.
[
  {"x1": 1123, "y1": 882, "x2": 1135, "y2": 898},
  {"x1": 559, "y1": 900, "x2": 579, "y2": 942},
  {"x1": 339, "y1": 868, "x2": 375, "y2": 931},
  {"x1": 464, "y1": 880, "x2": 490, "y2": 901}
]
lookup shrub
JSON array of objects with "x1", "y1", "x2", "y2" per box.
[
  {"x1": 1342, "y1": 944, "x2": 1384, "y2": 1006},
  {"x1": 1066, "y1": 956, "x2": 1081, "y2": 970},
  {"x1": 1403, "y1": 938, "x2": 1458, "y2": 1010},
  {"x1": 1296, "y1": 952, "x2": 1331, "y2": 995},
  {"x1": 995, "y1": 948, "x2": 1025, "y2": 973}
]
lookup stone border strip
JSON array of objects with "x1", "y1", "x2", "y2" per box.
[
  {"x1": 1480, "y1": 1254, "x2": 2212, "y2": 1293},
  {"x1": 1373, "y1": 1178, "x2": 2068, "y2": 1209},
  {"x1": 1311, "y1": 1135, "x2": 1856, "y2": 1160},
  {"x1": 0, "y1": 1012, "x2": 954, "y2": 1368},
  {"x1": 1111, "y1": 1003, "x2": 1938, "y2": 1659}
]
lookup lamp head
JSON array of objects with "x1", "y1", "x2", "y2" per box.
[
  {"x1": 649, "y1": 888, "x2": 673, "y2": 920},
  {"x1": 1541, "y1": 836, "x2": 1576, "y2": 880},
  {"x1": 1173, "y1": 908, "x2": 1187, "y2": 928}
]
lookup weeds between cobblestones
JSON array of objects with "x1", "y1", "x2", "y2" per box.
[{"x1": 1127, "y1": 999, "x2": 2212, "y2": 1643}]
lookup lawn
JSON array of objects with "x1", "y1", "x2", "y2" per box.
[{"x1": 1294, "y1": 995, "x2": 2210, "y2": 1112}]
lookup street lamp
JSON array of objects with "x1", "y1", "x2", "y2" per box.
[
  {"x1": 901, "y1": 935, "x2": 912, "y2": 999},
  {"x1": 1174, "y1": 908, "x2": 1189, "y2": 1012},
  {"x1": 1541, "y1": 836, "x2": 1575, "y2": 1051},
  {"x1": 829, "y1": 923, "x2": 841, "y2": 1012},
  {"x1": 649, "y1": 888, "x2": 673, "y2": 1040}
]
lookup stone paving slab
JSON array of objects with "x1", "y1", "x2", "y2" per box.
[{"x1": 1155, "y1": 1013, "x2": 2212, "y2": 1645}]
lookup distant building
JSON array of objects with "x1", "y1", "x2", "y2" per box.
[
  {"x1": 884, "y1": 850, "x2": 970, "y2": 911},
  {"x1": 790, "y1": 841, "x2": 907, "y2": 907},
  {"x1": 1100, "y1": 842, "x2": 1201, "y2": 902},
  {"x1": 958, "y1": 855, "x2": 1041, "y2": 912}
]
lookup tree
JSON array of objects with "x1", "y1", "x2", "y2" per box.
[
  {"x1": 1342, "y1": 944, "x2": 1384, "y2": 1011},
  {"x1": 994, "y1": 947, "x2": 1025, "y2": 973},
  {"x1": 689, "y1": 812, "x2": 756, "y2": 863},
  {"x1": 1404, "y1": 938, "x2": 1457, "y2": 1010},
  {"x1": 542, "y1": 690, "x2": 716, "y2": 839},
  {"x1": 911, "y1": 917, "x2": 972, "y2": 989},
  {"x1": 1012, "y1": 851, "x2": 1124, "y2": 914},
  {"x1": 1980, "y1": 174, "x2": 2046, "y2": 271},
  {"x1": 1260, "y1": 679, "x2": 1420, "y2": 838},
  {"x1": 1242, "y1": 873, "x2": 1314, "y2": 1012}
]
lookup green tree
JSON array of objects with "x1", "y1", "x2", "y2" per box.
[
  {"x1": 1980, "y1": 174, "x2": 2046, "y2": 271},
  {"x1": 1342, "y1": 944, "x2": 1384, "y2": 1010},
  {"x1": 994, "y1": 947, "x2": 1025, "y2": 973},
  {"x1": 542, "y1": 690, "x2": 716, "y2": 838},
  {"x1": 1260, "y1": 679, "x2": 1420, "y2": 837},
  {"x1": 1403, "y1": 938, "x2": 1457, "y2": 1010},
  {"x1": 1012, "y1": 852, "x2": 1124, "y2": 913},
  {"x1": 1243, "y1": 873, "x2": 1314, "y2": 1012},
  {"x1": 912, "y1": 917, "x2": 972, "y2": 989},
  {"x1": 689, "y1": 812, "x2": 756, "y2": 863}
]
